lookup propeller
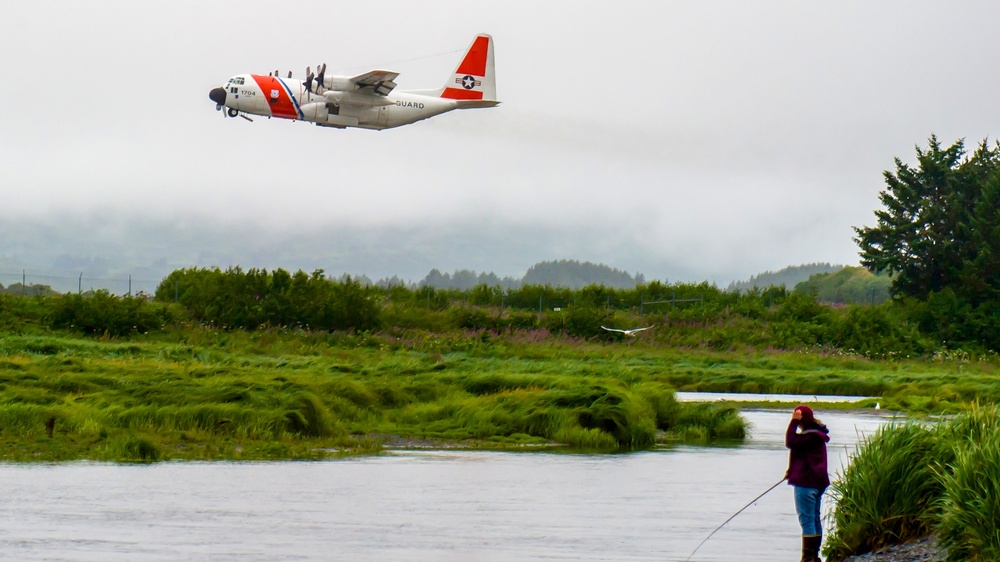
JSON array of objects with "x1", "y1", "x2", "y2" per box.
[
  {"x1": 304, "y1": 66, "x2": 315, "y2": 93},
  {"x1": 316, "y1": 63, "x2": 326, "y2": 92}
]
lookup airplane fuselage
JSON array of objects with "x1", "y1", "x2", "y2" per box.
[{"x1": 218, "y1": 74, "x2": 456, "y2": 130}]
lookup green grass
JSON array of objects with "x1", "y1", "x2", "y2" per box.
[
  {"x1": 0, "y1": 330, "x2": 758, "y2": 460},
  {"x1": 1, "y1": 324, "x2": 997, "y2": 462},
  {"x1": 825, "y1": 404, "x2": 1000, "y2": 562}
]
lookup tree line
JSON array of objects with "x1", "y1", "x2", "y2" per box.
[{"x1": 0, "y1": 267, "x2": 932, "y2": 357}]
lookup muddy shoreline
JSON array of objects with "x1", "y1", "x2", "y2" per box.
[{"x1": 841, "y1": 536, "x2": 945, "y2": 562}]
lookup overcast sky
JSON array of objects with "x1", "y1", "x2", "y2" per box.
[{"x1": 2, "y1": 1, "x2": 998, "y2": 286}]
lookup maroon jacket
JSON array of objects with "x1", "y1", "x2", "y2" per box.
[{"x1": 785, "y1": 419, "x2": 830, "y2": 490}]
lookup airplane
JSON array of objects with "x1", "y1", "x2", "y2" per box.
[{"x1": 208, "y1": 34, "x2": 498, "y2": 130}]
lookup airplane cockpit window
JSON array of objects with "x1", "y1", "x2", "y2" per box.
[{"x1": 227, "y1": 77, "x2": 245, "y2": 86}]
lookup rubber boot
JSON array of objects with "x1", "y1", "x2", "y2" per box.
[{"x1": 800, "y1": 534, "x2": 822, "y2": 561}]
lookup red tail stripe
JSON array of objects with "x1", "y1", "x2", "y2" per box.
[
  {"x1": 455, "y1": 36, "x2": 490, "y2": 76},
  {"x1": 441, "y1": 87, "x2": 484, "y2": 100}
]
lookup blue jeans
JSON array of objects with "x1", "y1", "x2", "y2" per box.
[{"x1": 794, "y1": 486, "x2": 824, "y2": 536}]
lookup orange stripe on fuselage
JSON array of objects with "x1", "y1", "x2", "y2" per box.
[
  {"x1": 455, "y1": 36, "x2": 489, "y2": 76},
  {"x1": 250, "y1": 74, "x2": 299, "y2": 120}
]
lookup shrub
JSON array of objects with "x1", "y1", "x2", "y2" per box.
[{"x1": 47, "y1": 291, "x2": 169, "y2": 336}]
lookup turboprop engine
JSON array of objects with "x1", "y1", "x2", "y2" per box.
[{"x1": 299, "y1": 102, "x2": 329, "y2": 123}]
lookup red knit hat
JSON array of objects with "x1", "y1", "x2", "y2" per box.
[{"x1": 795, "y1": 405, "x2": 815, "y2": 423}]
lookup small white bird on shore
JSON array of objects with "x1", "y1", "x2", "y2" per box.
[{"x1": 601, "y1": 325, "x2": 653, "y2": 337}]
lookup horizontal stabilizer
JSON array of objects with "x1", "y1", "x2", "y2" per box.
[{"x1": 455, "y1": 99, "x2": 501, "y2": 109}]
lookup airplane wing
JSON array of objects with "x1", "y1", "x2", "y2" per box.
[{"x1": 350, "y1": 70, "x2": 400, "y2": 96}]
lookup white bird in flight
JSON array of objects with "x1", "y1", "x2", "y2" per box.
[{"x1": 601, "y1": 325, "x2": 653, "y2": 336}]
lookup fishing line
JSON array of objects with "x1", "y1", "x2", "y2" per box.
[{"x1": 683, "y1": 477, "x2": 787, "y2": 562}]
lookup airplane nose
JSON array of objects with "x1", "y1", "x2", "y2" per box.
[{"x1": 209, "y1": 87, "x2": 227, "y2": 106}]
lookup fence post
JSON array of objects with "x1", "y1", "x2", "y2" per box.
[
  {"x1": 22, "y1": 269, "x2": 25, "y2": 296},
  {"x1": 79, "y1": 273, "x2": 82, "y2": 295},
  {"x1": 128, "y1": 274, "x2": 132, "y2": 297}
]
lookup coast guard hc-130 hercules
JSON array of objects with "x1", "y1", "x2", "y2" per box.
[{"x1": 208, "y1": 34, "x2": 498, "y2": 130}]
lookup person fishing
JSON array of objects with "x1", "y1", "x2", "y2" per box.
[{"x1": 786, "y1": 404, "x2": 830, "y2": 562}]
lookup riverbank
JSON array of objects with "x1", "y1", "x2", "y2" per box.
[{"x1": 842, "y1": 536, "x2": 945, "y2": 562}]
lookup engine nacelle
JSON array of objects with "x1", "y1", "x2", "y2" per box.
[
  {"x1": 299, "y1": 102, "x2": 329, "y2": 123},
  {"x1": 324, "y1": 76, "x2": 355, "y2": 91}
]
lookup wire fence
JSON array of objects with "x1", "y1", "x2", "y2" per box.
[{"x1": 0, "y1": 271, "x2": 163, "y2": 297}]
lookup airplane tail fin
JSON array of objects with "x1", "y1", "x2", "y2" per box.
[{"x1": 440, "y1": 34, "x2": 497, "y2": 103}]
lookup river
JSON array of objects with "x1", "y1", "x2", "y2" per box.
[{"x1": 0, "y1": 409, "x2": 891, "y2": 561}]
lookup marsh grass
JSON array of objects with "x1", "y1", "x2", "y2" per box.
[
  {"x1": 935, "y1": 405, "x2": 1000, "y2": 561},
  {"x1": 826, "y1": 404, "x2": 1000, "y2": 562},
  {"x1": 2, "y1": 324, "x2": 995, "y2": 462},
  {"x1": 826, "y1": 423, "x2": 943, "y2": 560},
  {"x1": 0, "y1": 329, "x2": 767, "y2": 460}
]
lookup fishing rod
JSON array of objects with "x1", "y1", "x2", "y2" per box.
[{"x1": 684, "y1": 477, "x2": 787, "y2": 562}]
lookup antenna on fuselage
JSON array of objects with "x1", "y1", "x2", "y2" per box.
[{"x1": 287, "y1": 70, "x2": 292, "y2": 78}]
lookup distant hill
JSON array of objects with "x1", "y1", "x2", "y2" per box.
[
  {"x1": 521, "y1": 260, "x2": 644, "y2": 289},
  {"x1": 416, "y1": 269, "x2": 521, "y2": 290},
  {"x1": 0, "y1": 283, "x2": 59, "y2": 297},
  {"x1": 418, "y1": 260, "x2": 645, "y2": 290},
  {"x1": 793, "y1": 266, "x2": 892, "y2": 305},
  {"x1": 727, "y1": 263, "x2": 844, "y2": 292}
]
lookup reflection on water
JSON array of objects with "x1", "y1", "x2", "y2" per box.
[{"x1": 0, "y1": 410, "x2": 889, "y2": 561}]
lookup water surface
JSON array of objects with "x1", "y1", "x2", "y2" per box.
[
  {"x1": 676, "y1": 391, "x2": 873, "y2": 403},
  {"x1": 0, "y1": 409, "x2": 890, "y2": 561}
]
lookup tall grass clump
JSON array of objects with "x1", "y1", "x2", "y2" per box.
[
  {"x1": 632, "y1": 382, "x2": 680, "y2": 430},
  {"x1": 826, "y1": 405, "x2": 1000, "y2": 561},
  {"x1": 935, "y1": 404, "x2": 1000, "y2": 561},
  {"x1": 936, "y1": 429, "x2": 1000, "y2": 560},
  {"x1": 448, "y1": 384, "x2": 658, "y2": 450},
  {"x1": 825, "y1": 423, "x2": 943, "y2": 561},
  {"x1": 670, "y1": 402, "x2": 747, "y2": 441},
  {"x1": 284, "y1": 391, "x2": 336, "y2": 437},
  {"x1": 112, "y1": 435, "x2": 160, "y2": 462}
]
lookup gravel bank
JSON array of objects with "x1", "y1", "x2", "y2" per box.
[{"x1": 841, "y1": 536, "x2": 946, "y2": 562}]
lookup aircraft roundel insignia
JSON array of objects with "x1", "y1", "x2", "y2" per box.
[{"x1": 461, "y1": 75, "x2": 476, "y2": 89}]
